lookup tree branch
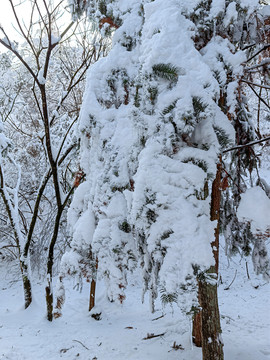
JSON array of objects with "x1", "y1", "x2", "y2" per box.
[{"x1": 223, "y1": 136, "x2": 270, "y2": 154}]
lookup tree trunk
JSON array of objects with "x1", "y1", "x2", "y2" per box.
[
  {"x1": 20, "y1": 259, "x2": 32, "y2": 309},
  {"x1": 46, "y1": 275, "x2": 54, "y2": 321},
  {"x1": 193, "y1": 159, "x2": 224, "y2": 360},
  {"x1": 46, "y1": 209, "x2": 63, "y2": 321},
  {"x1": 89, "y1": 257, "x2": 98, "y2": 311},
  {"x1": 89, "y1": 279, "x2": 96, "y2": 311},
  {"x1": 199, "y1": 267, "x2": 224, "y2": 360},
  {"x1": 192, "y1": 310, "x2": 202, "y2": 347},
  {"x1": 54, "y1": 276, "x2": 65, "y2": 318}
]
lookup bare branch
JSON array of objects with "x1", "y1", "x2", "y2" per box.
[
  {"x1": 0, "y1": 37, "x2": 39, "y2": 85},
  {"x1": 245, "y1": 44, "x2": 270, "y2": 63},
  {"x1": 8, "y1": 0, "x2": 38, "y2": 58},
  {"x1": 241, "y1": 79, "x2": 270, "y2": 90},
  {"x1": 223, "y1": 136, "x2": 270, "y2": 154}
]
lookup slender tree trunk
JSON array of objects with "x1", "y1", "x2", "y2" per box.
[
  {"x1": 0, "y1": 186, "x2": 33, "y2": 309},
  {"x1": 46, "y1": 208, "x2": 63, "y2": 321},
  {"x1": 89, "y1": 257, "x2": 98, "y2": 311},
  {"x1": 193, "y1": 160, "x2": 224, "y2": 360},
  {"x1": 89, "y1": 279, "x2": 96, "y2": 311},
  {"x1": 20, "y1": 259, "x2": 32, "y2": 309},
  {"x1": 46, "y1": 275, "x2": 54, "y2": 321},
  {"x1": 54, "y1": 276, "x2": 65, "y2": 318}
]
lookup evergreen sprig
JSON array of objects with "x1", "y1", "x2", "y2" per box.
[
  {"x1": 160, "y1": 287, "x2": 178, "y2": 305},
  {"x1": 213, "y1": 125, "x2": 232, "y2": 149},
  {"x1": 152, "y1": 63, "x2": 178, "y2": 81},
  {"x1": 162, "y1": 100, "x2": 178, "y2": 116}
]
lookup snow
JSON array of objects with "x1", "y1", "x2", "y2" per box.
[
  {"x1": 223, "y1": 2, "x2": 238, "y2": 27},
  {"x1": 238, "y1": 186, "x2": 270, "y2": 233},
  {"x1": 241, "y1": 0, "x2": 259, "y2": 16},
  {"x1": 37, "y1": 68, "x2": 46, "y2": 85},
  {"x1": 51, "y1": 34, "x2": 61, "y2": 45},
  {"x1": 260, "y1": 5, "x2": 270, "y2": 17},
  {"x1": 0, "y1": 241, "x2": 269, "y2": 360},
  {"x1": 210, "y1": 0, "x2": 225, "y2": 19}
]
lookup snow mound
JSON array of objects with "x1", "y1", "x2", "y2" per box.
[{"x1": 238, "y1": 186, "x2": 270, "y2": 232}]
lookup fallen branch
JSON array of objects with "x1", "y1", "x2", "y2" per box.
[
  {"x1": 152, "y1": 314, "x2": 165, "y2": 321},
  {"x1": 168, "y1": 342, "x2": 184, "y2": 352},
  {"x1": 72, "y1": 339, "x2": 90, "y2": 350},
  {"x1": 142, "y1": 332, "x2": 165, "y2": 340},
  {"x1": 224, "y1": 270, "x2": 237, "y2": 290},
  {"x1": 60, "y1": 346, "x2": 74, "y2": 353}
]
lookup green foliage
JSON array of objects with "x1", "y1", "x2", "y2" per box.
[
  {"x1": 152, "y1": 63, "x2": 178, "y2": 81},
  {"x1": 145, "y1": 190, "x2": 156, "y2": 205},
  {"x1": 121, "y1": 34, "x2": 136, "y2": 51},
  {"x1": 119, "y1": 220, "x2": 132, "y2": 233},
  {"x1": 98, "y1": 0, "x2": 107, "y2": 15},
  {"x1": 192, "y1": 96, "x2": 207, "y2": 118},
  {"x1": 146, "y1": 209, "x2": 157, "y2": 223},
  {"x1": 112, "y1": 247, "x2": 121, "y2": 255},
  {"x1": 111, "y1": 184, "x2": 129, "y2": 192},
  {"x1": 160, "y1": 287, "x2": 178, "y2": 306},
  {"x1": 160, "y1": 230, "x2": 173, "y2": 240},
  {"x1": 162, "y1": 100, "x2": 178, "y2": 116},
  {"x1": 213, "y1": 125, "x2": 232, "y2": 149},
  {"x1": 148, "y1": 87, "x2": 158, "y2": 105},
  {"x1": 127, "y1": 249, "x2": 137, "y2": 263},
  {"x1": 183, "y1": 157, "x2": 209, "y2": 174},
  {"x1": 140, "y1": 135, "x2": 146, "y2": 147},
  {"x1": 134, "y1": 84, "x2": 142, "y2": 108}
]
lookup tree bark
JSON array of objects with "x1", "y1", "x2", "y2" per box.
[
  {"x1": 192, "y1": 309, "x2": 202, "y2": 347},
  {"x1": 193, "y1": 160, "x2": 224, "y2": 360},
  {"x1": 21, "y1": 260, "x2": 32, "y2": 309},
  {"x1": 89, "y1": 279, "x2": 96, "y2": 311},
  {"x1": 46, "y1": 208, "x2": 63, "y2": 321},
  {"x1": 89, "y1": 257, "x2": 98, "y2": 311},
  {"x1": 199, "y1": 267, "x2": 224, "y2": 360}
]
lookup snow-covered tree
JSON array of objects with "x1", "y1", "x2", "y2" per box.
[
  {"x1": 63, "y1": 0, "x2": 261, "y2": 358},
  {"x1": 221, "y1": 4, "x2": 270, "y2": 281}
]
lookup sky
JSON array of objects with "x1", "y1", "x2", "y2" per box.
[
  {"x1": 0, "y1": 0, "x2": 32, "y2": 42},
  {"x1": 0, "y1": 0, "x2": 71, "y2": 49}
]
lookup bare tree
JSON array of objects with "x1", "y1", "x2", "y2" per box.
[{"x1": 0, "y1": 0, "x2": 105, "y2": 319}]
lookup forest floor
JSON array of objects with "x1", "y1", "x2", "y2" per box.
[{"x1": 0, "y1": 240, "x2": 269, "y2": 360}]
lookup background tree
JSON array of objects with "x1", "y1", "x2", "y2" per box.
[
  {"x1": 221, "y1": 3, "x2": 270, "y2": 282},
  {"x1": 0, "y1": 0, "x2": 105, "y2": 318}
]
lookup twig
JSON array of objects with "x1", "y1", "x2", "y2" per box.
[
  {"x1": 245, "y1": 44, "x2": 270, "y2": 63},
  {"x1": 152, "y1": 314, "x2": 165, "y2": 321},
  {"x1": 224, "y1": 270, "x2": 237, "y2": 290},
  {"x1": 72, "y1": 339, "x2": 90, "y2": 350},
  {"x1": 168, "y1": 342, "x2": 184, "y2": 352},
  {"x1": 223, "y1": 136, "x2": 270, "y2": 154},
  {"x1": 241, "y1": 79, "x2": 270, "y2": 90},
  {"x1": 142, "y1": 332, "x2": 165, "y2": 340}
]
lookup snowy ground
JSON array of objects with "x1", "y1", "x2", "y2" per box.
[{"x1": 0, "y1": 242, "x2": 269, "y2": 360}]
